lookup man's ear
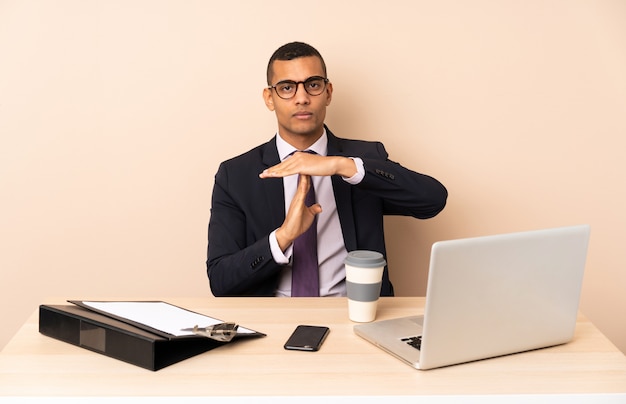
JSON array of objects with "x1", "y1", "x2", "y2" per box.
[
  {"x1": 325, "y1": 82, "x2": 333, "y2": 106},
  {"x1": 263, "y1": 88, "x2": 275, "y2": 111}
]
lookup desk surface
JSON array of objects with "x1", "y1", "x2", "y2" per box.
[{"x1": 1, "y1": 297, "x2": 626, "y2": 398}]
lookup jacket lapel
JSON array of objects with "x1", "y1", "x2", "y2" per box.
[
  {"x1": 261, "y1": 137, "x2": 286, "y2": 226},
  {"x1": 327, "y1": 130, "x2": 357, "y2": 251}
]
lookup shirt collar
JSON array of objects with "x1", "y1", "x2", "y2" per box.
[{"x1": 276, "y1": 129, "x2": 328, "y2": 161}]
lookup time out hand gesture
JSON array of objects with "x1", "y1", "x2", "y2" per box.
[
  {"x1": 259, "y1": 152, "x2": 357, "y2": 179},
  {"x1": 274, "y1": 174, "x2": 322, "y2": 251}
]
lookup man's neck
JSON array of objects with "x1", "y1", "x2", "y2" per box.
[
  {"x1": 278, "y1": 129, "x2": 324, "y2": 151},
  {"x1": 276, "y1": 129, "x2": 328, "y2": 160}
]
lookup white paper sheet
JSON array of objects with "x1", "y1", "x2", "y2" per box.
[{"x1": 80, "y1": 301, "x2": 255, "y2": 337}]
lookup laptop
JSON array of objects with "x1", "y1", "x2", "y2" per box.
[{"x1": 354, "y1": 224, "x2": 590, "y2": 370}]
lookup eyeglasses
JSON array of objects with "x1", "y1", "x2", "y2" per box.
[{"x1": 268, "y1": 76, "x2": 329, "y2": 100}]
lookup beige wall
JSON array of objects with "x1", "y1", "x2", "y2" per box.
[{"x1": 1, "y1": 0, "x2": 625, "y2": 354}]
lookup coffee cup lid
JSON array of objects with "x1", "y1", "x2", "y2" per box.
[{"x1": 344, "y1": 250, "x2": 386, "y2": 268}]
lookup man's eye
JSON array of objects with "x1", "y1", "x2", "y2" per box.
[
  {"x1": 278, "y1": 84, "x2": 293, "y2": 92},
  {"x1": 307, "y1": 81, "x2": 321, "y2": 89}
]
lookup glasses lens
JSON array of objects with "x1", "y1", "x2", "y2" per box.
[
  {"x1": 303, "y1": 77, "x2": 326, "y2": 96},
  {"x1": 275, "y1": 81, "x2": 297, "y2": 99}
]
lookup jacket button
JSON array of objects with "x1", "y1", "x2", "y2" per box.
[{"x1": 251, "y1": 256, "x2": 264, "y2": 268}]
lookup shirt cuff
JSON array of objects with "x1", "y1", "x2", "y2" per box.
[
  {"x1": 269, "y1": 229, "x2": 292, "y2": 264},
  {"x1": 342, "y1": 157, "x2": 365, "y2": 184}
]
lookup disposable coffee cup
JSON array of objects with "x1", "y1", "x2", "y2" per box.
[{"x1": 345, "y1": 250, "x2": 386, "y2": 322}]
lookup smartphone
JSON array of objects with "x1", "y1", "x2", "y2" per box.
[{"x1": 284, "y1": 325, "x2": 330, "y2": 351}]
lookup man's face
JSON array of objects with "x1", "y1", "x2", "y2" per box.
[{"x1": 263, "y1": 56, "x2": 332, "y2": 144}]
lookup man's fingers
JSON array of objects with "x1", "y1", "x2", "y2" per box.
[
  {"x1": 309, "y1": 203, "x2": 323, "y2": 215},
  {"x1": 259, "y1": 152, "x2": 323, "y2": 178}
]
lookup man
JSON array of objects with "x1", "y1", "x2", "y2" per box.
[{"x1": 207, "y1": 42, "x2": 447, "y2": 297}]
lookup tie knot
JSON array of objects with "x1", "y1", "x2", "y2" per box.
[{"x1": 289, "y1": 149, "x2": 317, "y2": 158}]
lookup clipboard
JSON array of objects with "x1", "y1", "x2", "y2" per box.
[
  {"x1": 39, "y1": 300, "x2": 265, "y2": 371},
  {"x1": 68, "y1": 300, "x2": 265, "y2": 339}
]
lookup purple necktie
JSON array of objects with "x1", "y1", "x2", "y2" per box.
[{"x1": 291, "y1": 162, "x2": 319, "y2": 297}]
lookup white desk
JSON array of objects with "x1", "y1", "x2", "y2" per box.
[{"x1": 1, "y1": 297, "x2": 625, "y2": 402}]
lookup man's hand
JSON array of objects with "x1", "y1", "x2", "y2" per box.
[
  {"x1": 259, "y1": 152, "x2": 357, "y2": 179},
  {"x1": 275, "y1": 174, "x2": 322, "y2": 252}
]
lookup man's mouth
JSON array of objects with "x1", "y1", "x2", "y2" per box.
[{"x1": 293, "y1": 111, "x2": 313, "y2": 119}]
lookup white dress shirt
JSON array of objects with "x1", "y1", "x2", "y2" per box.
[{"x1": 269, "y1": 130, "x2": 365, "y2": 297}]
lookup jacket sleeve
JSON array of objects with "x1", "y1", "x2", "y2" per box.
[
  {"x1": 354, "y1": 141, "x2": 448, "y2": 219},
  {"x1": 206, "y1": 161, "x2": 284, "y2": 296}
]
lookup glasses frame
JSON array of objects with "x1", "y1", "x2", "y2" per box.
[{"x1": 268, "y1": 76, "x2": 330, "y2": 100}]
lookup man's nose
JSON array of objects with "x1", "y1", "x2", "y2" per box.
[{"x1": 293, "y1": 82, "x2": 310, "y2": 103}]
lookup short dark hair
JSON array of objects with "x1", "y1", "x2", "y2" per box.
[{"x1": 266, "y1": 42, "x2": 327, "y2": 85}]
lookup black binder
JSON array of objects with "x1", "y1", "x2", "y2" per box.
[{"x1": 39, "y1": 303, "x2": 265, "y2": 371}]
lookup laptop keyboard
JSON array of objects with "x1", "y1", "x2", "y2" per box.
[{"x1": 401, "y1": 335, "x2": 422, "y2": 350}]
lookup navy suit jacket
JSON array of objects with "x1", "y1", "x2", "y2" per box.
[{"x1": 207, "y1": 127, "x2": 447, "y2": 296}]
